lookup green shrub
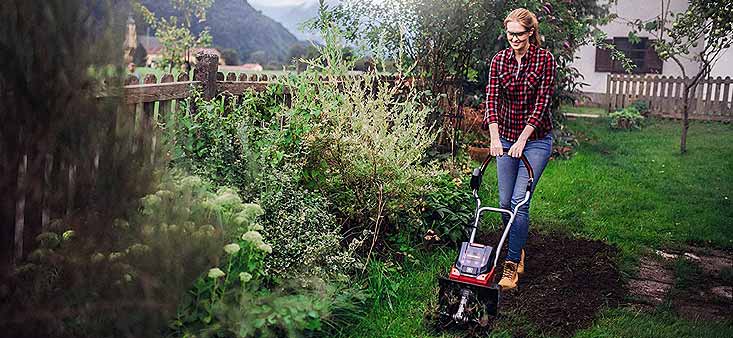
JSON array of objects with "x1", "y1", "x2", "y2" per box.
[
  {"x1": 187, "y1": 279, "x2": 367, "y2": 338},
  {"x1": 172, "y1": 87, "x2": 283, "y2": 193},
  {"x1": 4, "y1": 171, "x2": 259, "y2": 338},
  {"x1": 609, "y1": 106, "x2": 645, "y2": 130},
  {"x1": 421, "y1": 173, "x2": 475, "y2": 243},
  {"x1": 281, "y1": 27, "x2": 442, "y2": 255},
  {"x1": 630, "y1": 99, "x2": 650, "y2": 115},
  {"x1": 258, "y1": 166, "x2": 356, "y2": 279},
  {"x1": 171, "y1": 91, "x2": 354, "y2": 280}
]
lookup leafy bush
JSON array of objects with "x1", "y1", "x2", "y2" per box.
[
  {"x1": 2, "y1": 171, "x2": 258, "y2": 338},
  {"x1": 421, "y1": 173, "x2": 475, "y2": 243},
  {"x1": 179, "y1": 278, "x2": 367, "y2": 338},
  {"x1": 172, "y1": 87, "x2": 283, "y2": 193},
  {"x1": 171, "y1": 87, "x2": 355, "y2": 280},
  {"x1": 630, "y1": 99, "x2": 650, "y2": 115},
  {"x1": 609, "y1": 106, "x2": 645, "y2": 130},
  {"x1": 170, "y1": 27, "x2": 444, "y2": 270},
  {"x1": 281, "y1": 28, "x2": 442, "y2": 256},
  {"x1": 258, "y1": 166, "x2": 356, "y2": 278}
]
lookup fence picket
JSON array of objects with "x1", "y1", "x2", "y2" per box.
[
  {"x1": 703, "y1": 79, "x2": 714, "y2": 117},
  {"x1": 712, "y1": 79, "x2": 720, "y2": 117},
  {"x1": 720, "y1": 76, "x2": 733, "y2": 118},
  {"x1": 604, "y1": 74, "x2": 732, "y2": 121},
  {"x1": 14, "y1": 154, "x2": 27, "y2": 264},
  {"x1": 42, "y1": 153, "x2": 53, "y2": 230},
  {"x1": 640, "y1": 76, "x2": 649, "y2": 106}
]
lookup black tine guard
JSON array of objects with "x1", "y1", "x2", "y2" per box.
[{"x1": 437, "y1": 277, "x2": 499, "y2": 325}]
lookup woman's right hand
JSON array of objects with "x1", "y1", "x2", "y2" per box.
[{"x1": 490, "y1": 137, "x2": 503, "y2": 157}]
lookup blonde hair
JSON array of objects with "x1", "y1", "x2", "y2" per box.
[{"x1": 503, "y1": 8, "x2": 541, "y2": 46}]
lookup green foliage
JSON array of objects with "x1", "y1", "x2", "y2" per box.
[
  {"x1": 175, "y1": 278, "x2": 367, "y2": 338},
  {"x1": 169, "y1": 225, "x2": 273, "y2": 336},
  {"x1": 421, "y1": 173, "x2": 474, "y2": 243},
  {"x1": 258, "y1": 167, "x2": 355, "y2": 278},
  {"x1": 280, "y1": 27, "x2": 441, "y2": 254},
  {"x1": 364, "y1": 260, "x2": 404, "y2": 312},
  {"x1": 609, "y1": 106, "x2": 645, "y2": 130},
  {"x1": 630, "y1": 100, "x2": 650, "y2": 115},
  {"x1": 132, "y1": 0, "x2": 213, "y2": 71},
  {"x1": 172, "y1": 86, "x2": 282, "y2": 193},
  {"x1": 171, "y1": 86, "x2": 355, "y2": 280},
  {"x1": 3, "y1": 171, "x2": 259, "y2": 337}
]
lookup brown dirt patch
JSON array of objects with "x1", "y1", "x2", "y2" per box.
[
  {"x1": 479, "y1": 230, "x2": 625, "y2": 337},
  {"x1": 431, "y1": 233, "x2": 732, "y2": 337},
  {"x1": 665, "y1": 249, "x2": 733, "y2": 321},
  {"x1": 628, "y1": 257, "x2": 674, "y2": 305}
]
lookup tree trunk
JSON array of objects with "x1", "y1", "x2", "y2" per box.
[{"x1": 681, "y1": 82, "x2": 690, "y2": 154}]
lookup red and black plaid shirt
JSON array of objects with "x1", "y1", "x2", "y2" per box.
[{"x1": 484, "y1": 44, "x2": 556, "y2": 141}]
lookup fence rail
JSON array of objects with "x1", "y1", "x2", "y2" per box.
[{"x1": 606, "y1": 74, "x2": 733, "y2": 121}]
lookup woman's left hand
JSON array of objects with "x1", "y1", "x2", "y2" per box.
[{"x1": 508, "y1": 138, "x2": 527, "y2": 158}]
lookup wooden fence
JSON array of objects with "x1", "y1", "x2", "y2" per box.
[
  {"x1": 606, "y1": 74, "x2": 733, "y2": 121},
  {"x1": 2, "y1": 51, "x2": 445, "y2": 270}
]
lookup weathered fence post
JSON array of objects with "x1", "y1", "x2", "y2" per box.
[{"x1": 194, "y1": 51, "x2": 219, "y2": 100}]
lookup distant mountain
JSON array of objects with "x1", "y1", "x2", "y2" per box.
[
  {"x1": 136, "y1": 0, "x2": 303, "y2": 64},
  {"x1": 249, "y1": 1, "x2": 323, "y2": 43}
]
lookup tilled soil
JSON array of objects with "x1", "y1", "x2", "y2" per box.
[
  {"x1": 464, "y1": 230, "x2": 625, "y2": 337},
  {"x1": 430, "y1": 231, "x2": 731, "y2": 337}
]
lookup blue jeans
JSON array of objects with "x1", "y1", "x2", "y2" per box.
[{"x1": 497, "y1": 134, "x2": 552, "y2": 262}]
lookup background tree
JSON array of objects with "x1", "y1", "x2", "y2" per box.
[
  {"x1": 132, "y1": 0, "x2": 213, "y2": 72},
  {"x1": 133, "y1": 41, "x2": 148, "y2": 66},
  {"x1": 219, "y1": 47, "x2": 240, "y2": 65},
  {"x1": 630, "y1": 0, "x2": 733, "y2": 153},
  {"x1": 248, "y1": 50, "x2": 267, "y2": 65},
  {"x1": 316, "y1": 0, "x2": 632, "y2": 151}
]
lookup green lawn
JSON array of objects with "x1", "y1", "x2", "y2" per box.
[
  {"x1": 332, "y1": 117, "x2": 733, "y2": 338},
  {"x1": 533, "y1": 117, "x2": 733, "y2": 253}
]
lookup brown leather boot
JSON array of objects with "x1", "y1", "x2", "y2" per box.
[{"x1": 498, "y1": 261, "x2": 519, "y2": 290}]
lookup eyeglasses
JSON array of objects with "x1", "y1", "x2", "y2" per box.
[{"x1": 505, "y1": 30, "x2": 530, "y2": 40}]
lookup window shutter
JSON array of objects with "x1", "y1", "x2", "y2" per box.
[
  {"x1": 595, "y1": 39, "x2": 613, "y2": 72},
  {"x1": 645, "y1": 43, "x2": 663, "y2": 74}
]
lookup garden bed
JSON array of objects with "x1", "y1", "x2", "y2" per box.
[{"x1": 454, "y1": 230, "x2": 626, "y2": 337}]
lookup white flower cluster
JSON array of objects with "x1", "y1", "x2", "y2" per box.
[{"x1": 241, "y1": 231, "x2": 272, "y2": 254}]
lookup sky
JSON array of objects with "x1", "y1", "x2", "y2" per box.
[
  {"x1": 249, "y1": 0, "x2": 314, "y2": 7},
  {"x1": 249, "y1": 0, "x2": 384, "y2": 7}
]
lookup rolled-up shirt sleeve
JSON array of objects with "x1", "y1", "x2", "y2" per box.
[
  {"x1": 484, "y1": 54, "x2": 501, "y2": 124},
  {"x1": 527, "y1": 51, "x2": 556, "y2": 129}
]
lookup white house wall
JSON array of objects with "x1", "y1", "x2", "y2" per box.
[
  {"x1": 709, "y1": 43, "x2": 733, "y2": 78},
  {"x1": 573, "y1": 0, "x2": 704, "y2": 95}
]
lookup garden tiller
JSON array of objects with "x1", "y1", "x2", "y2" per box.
[{"x1": 437, "y1": 149, "x2": 535, "y2": 324}]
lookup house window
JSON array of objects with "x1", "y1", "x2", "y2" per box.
[{"x1": 595, "y1": 37, "x2": 663, "y2": 74}]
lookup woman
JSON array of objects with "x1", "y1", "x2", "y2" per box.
[{"x1": 482, "y1": 8, "x2": 556, "y2": 290}]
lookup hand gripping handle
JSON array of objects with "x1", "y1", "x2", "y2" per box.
[{"x1": 469, "y1": 148, "x2": 534, "y2": 196}]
